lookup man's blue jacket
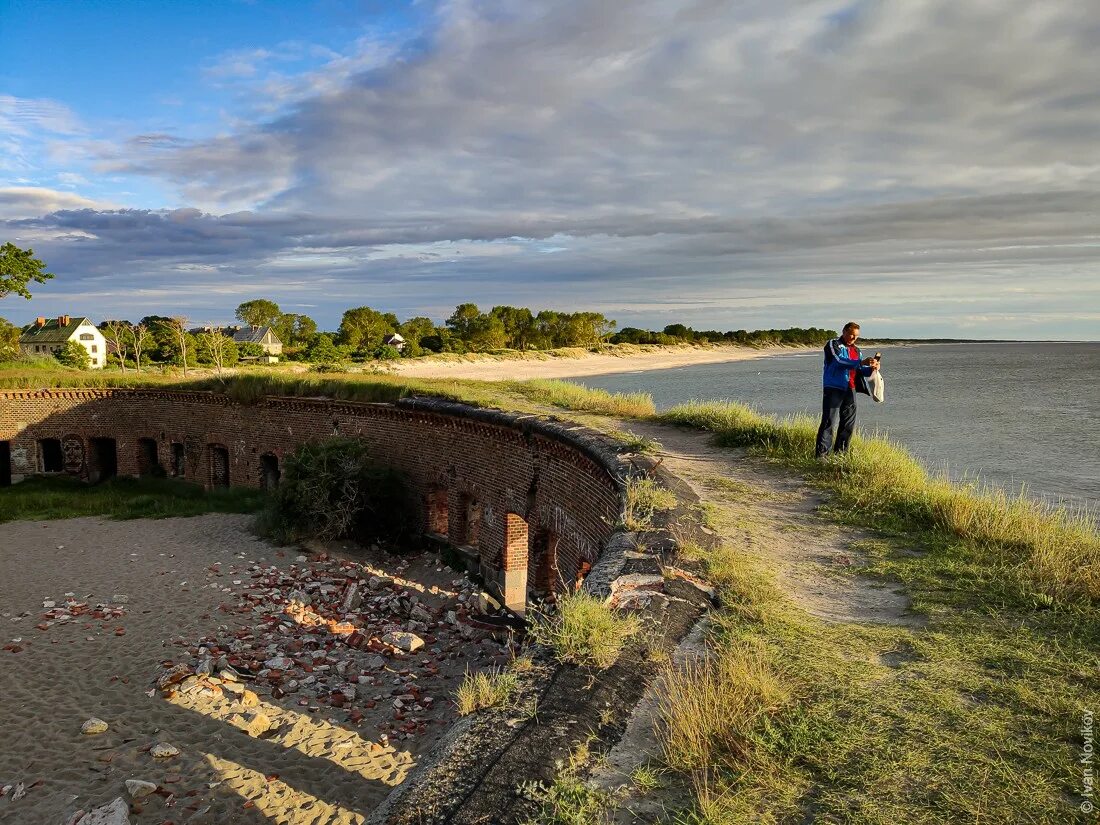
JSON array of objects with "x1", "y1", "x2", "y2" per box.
[{"x1": 822, "y1": 337, "x2": 874, "y2": 394}]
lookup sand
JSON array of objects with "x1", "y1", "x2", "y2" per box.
[
  {"x1": 390, "y1": 345, "x2": 808, "y2": 381},
  {"x1": 0, "y1": 515, "x2": 506, "y2": 825}
]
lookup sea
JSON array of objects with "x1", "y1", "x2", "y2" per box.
[{"x1": 565, "y1": 342, "x2": 1100, "y2": 513}]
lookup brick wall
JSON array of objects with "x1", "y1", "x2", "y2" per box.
[{"x1": 0, "y1": 390, "x2": 625, "y2": 607}]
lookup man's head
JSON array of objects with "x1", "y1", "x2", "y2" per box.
[{"x1": 841, "y1": 322, "x2": 860, "y2": 345}]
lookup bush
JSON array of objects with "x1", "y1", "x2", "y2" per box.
[
  {"x1": 261, "y1": 437, "x2": 412, "y2": 544},
  {"x1": 373, "y1": 344, "x2": 401, "y2": 361},
  {"x1": 454, "y1": 668, "x2": 519, "y2": 715},
  {"x1": 55, "y1": 340, "x2": 91, "y2": 369}
]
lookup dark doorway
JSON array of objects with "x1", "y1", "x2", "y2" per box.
[
  {"x1": 426, "y1": 488, "x2": 448, "y2": 535},
  {"x1": 137, "y1": 438, "x2": 160, "y2": 476},
  {"x1": 529, "y1": 529, "x2": 560, "y2": 595},
  {"x1": 259, "y1": 453, "x2": 280, "y2": 490},
  {"x1": 170, "y1": 443, "x2": 185, "y2": 477},
  {"x1": 88, "y1": 438, "x2": 118, "y2": 483},
  {"x1": 39, "y1": 438, "x2": 63, "y2": 473},
  {"x1": 208, "y1": 444, "x2": 230, "y2": 487},
  {"x1": 0, "y1": 441, "x2": 10, "y2": 487}
]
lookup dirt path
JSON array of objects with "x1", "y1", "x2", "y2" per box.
[{"x1": 626, "y1": 420, "x2": 918, "y2": 626}]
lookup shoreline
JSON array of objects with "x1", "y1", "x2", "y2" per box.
[{"x1": 391, "y1": 344, "x2": 816, "y2": 381}]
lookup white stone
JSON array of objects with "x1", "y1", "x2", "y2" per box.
[
  {"x1": 125, "y1": 779, "x2": 157, "y2": 799},
  {"x1": 81, "y1": 718, "x2": 109, "y2": 735},
  {"x1": 150, "y1": 743, "x2": 179, "y2": 758},
  {"x1": 76, "y1": 797, "x2": 130, "y2": 825},
  {"x1": 382, "y1": 631, "x2": 424, "y2": 653}
]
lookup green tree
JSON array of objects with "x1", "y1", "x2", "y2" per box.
[
  {"x1": 195, "y1": 331, "x2": 239, "y2": 370},
  {"x1": 235, "y1": 299, "x2": 282, "y2": 328},
  {"x1": 338, "y1": 306, "x2": 393, "y2": 352},
  {"x1": 307, "y1": 333, "x2": 341, "y2": 364},
  {"x1": 56, "y1": 340, "x2": 90, "y2": 369},
  {"x1": 0, "y1": 242, "x2": 54, "y2": 299},
  {"x1": 490, "y1": 305, "x2": 535, "y2": 349},
  {"x1": 274, "y1": 313, "x2": 318, "y2": 346},
  {"x1": 0, "y1": 317, "x2": 20, "y2": 360},
  {"x1": 238, "y1": 341, "x2": 265, "y2": 358}
]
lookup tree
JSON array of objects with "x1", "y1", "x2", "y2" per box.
[
  {"x1": 306, "y1": 333, "x2": 341, "y2": 364},
  {"x1": 103, "y1": 320, "x2": 130, "y2": 371},
  {"x1": 235, "y1": 299, "x2": 282, "y2": 329},
  {"x1": 0, "y1": 242, "x2": 54, "y2": 299},
  {"x1": 167, "y1": 316, "x2": 192, "y2": 375},
  {"x1": 0, "y1": 317, "x2": 19, "y2": 361},
  {"x1": 274, "y1": 312, "x2": 318, "y2": 346},
  {"x1": 338, "y1": 306, "x2": 393, "y2": 352},
  {"x1": 197, "y1": 326, "x2": 237, "y2": 373},
  {"x1": 130, "y1": 323, "x2": 150, "y2": 372},
  {"x1": 56, "y1": 340, "x2": 90, "y2": 369},
  {"x1": 490, "y1": 305, "x2": 535, "y2": 349},
  {"x1": 238, "y1": 341, "x2": 264, "y2": 358}
]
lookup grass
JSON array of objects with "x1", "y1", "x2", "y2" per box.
[
  {"x1": 622, "y1": 476, "x2": 678, "y2": 531},
  {"x1": 609, "y1": 429, "x2": 664, "y2": 454},
  {"x1": 660, "y1": 400, "x2": 1100, "y2": 604},
  {"x1": 454, "y1": 668, "x2": 520, "y2": 716},
  {"x1": 523, "y1": 738, "x2": 616, "y2": 825},
  {"x1": 509, "y1": 379, "x2": 655, "y2": 418},
  {"x1": 0, "y1": 365, "x2": 655, "y2": 420},
  {"x1": 653, "y1": 463, "x2": 1099, "y2": 823},
  {"x1": 528, "y1": 591, "x2": 642, "y2": 669},
  {"x1": 0, "y1": 475, "x2": 266, "y2": 522}
]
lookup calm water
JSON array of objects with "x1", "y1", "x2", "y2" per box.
[{"x1": 568, "y1": 343, "x2": 1100, "y2": 511}]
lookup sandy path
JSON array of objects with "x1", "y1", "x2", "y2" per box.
[
  {"x1": 0, "y1": 515, "x2": 504, "y2": 825},
  {"x1": 390, "y1": 346, "x2": 807, "y2": 381}
]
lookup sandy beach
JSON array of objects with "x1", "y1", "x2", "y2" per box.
[
  {"x1": 0, "y1": 515, "x2": 507, "y2": 825},
  {"x1": 390, "y1": 345, "x2": 810, "y2": 381}
]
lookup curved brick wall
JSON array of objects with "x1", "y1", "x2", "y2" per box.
[{"x1": 0, "y1": 389, "x2": 626, "y2": 610}]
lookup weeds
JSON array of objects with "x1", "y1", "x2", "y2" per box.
[
  {"x1": 622, "y1": 476, "x2": 678, "y2": 531},
  {"x1": 510, "y1": 379, "x2": 655, "y2": 418},
  {"x1": 454, "y1": 668, "x2": 519, "y2": 716},
  {"x1": 528, "y1": 591, "x2": 641, "y2": 669},
  {"x1": 611, "y1": 429, "x2": 664, "y2": 454}
]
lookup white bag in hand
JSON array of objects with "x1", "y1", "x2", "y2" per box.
[{"x1": 868, "y1": 369, "x2": 885, "y2": 403}]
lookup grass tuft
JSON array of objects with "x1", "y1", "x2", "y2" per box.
[
  {"x1": 622, "y1": 476, "x2": 678, "y2": 531},
  {"x1": 454, "y1": 668, "x2": 519, "y2": 716},
  {"x1": 528, "y1": 591, "x2": 642, "y2": 669},
  {"x1": 509, "y1": 379, "x2": 655, "y2": 417}
]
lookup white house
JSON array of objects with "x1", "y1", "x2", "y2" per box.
[{"x1": 19, "y1": 315, "x2": 107, "y2": 369}]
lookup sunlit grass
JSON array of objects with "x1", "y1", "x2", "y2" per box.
[
  {"x1": 528, "y1": 591, "x2": 642, "y2": 669},
  {"x1": 454, "y1": 668, "x2": 519, "y2": 716},
  {"x1": 622, "y1": 476, "x2": 678, "y2": 531}
]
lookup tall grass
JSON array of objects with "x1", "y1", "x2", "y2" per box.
[
  {"x1": 528, "y1": 591, "x2": 642, "y2": 669},
  {"x1": 508, "y1": 379, "x2": 655, "y2": 417},
  {"x1": 661, "y1": 400, "x2": 1100, "y2": 602}
]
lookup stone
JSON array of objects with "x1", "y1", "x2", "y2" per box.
[
  {"x1": 382, "y1": 631, "x2": 424, "y2": 653},
  {"x1": 155, "y1": 663, "x2": 192, "y2": 690},
  {"x1": 410, "y1": 604, "x2": 433, "y2": 623},
  {"x1": 264, "y1": 656, "x2": 294, "y2": 670},
  {"x1": 238, "y1": 689, "x2": 260, "y2": 708},
  {"x1": 78, "y1": 797, "x2": 131, "y2": 825},
  {"x1": 150, "y1": 743, "x2": 179, "y2": 759},
  {"x1": 477, "y1": 592, "x2": 502, "y2": 614},
  {"x1": 221, "y1": 680, "x2": 245, "y2": 695},
  {"x1": 125, "y1": 779, "x2": 157, "y2": 799},
  {"x1": 81, "y1": 718, "x2": 109, "y2": 735},
  {"x1": 238, "y1": 711, "x2": 276, "y2": 737},
  {"x1": 218, "y1": 667, "x2": 242, "y2": 683}
]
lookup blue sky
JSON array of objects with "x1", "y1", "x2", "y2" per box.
[{"x1": 1, "y1": 0, "x2": 1098, "y2": 338}]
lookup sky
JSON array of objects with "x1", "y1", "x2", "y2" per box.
[{"x1": 1, "y1": 0, "x2": 1098, "y2": 339}]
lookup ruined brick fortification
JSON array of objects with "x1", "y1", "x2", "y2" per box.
[{"x1": 0, "y1": 389, "x2": 626, "y2": 609}]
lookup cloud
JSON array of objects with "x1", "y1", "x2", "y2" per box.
[
  {"x1": 0, "y1": 187, "x2": 109, "y2": 220},
  {"x1": 5, "y1": 1, "x2": 1100, "y2": 338}
]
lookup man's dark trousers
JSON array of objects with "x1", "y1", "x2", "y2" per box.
[{"x1": 815, "y1": 387, "x2": 857, "y2": 457}]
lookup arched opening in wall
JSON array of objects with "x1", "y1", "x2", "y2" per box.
[
  {"x1": 0, "y1": 441, "x2": 10, "y2": 487},
  {"x1": 502, "y1": 513, "x2": 530, "y2": 613},
  {"x1": 208, "y1": 444, "x2": 230, "y2": 488},
  {"x1": 259, "y1": 453, "x2": 280, "y2": 490},
  {"x1": 137, "y1": 438, "x2": 161, "y2": 476},
  {"x1": 38, "y1": 438, "x2": 63, "y2": 473},
  {"x1": 88, "y1": 438, "x2": 117, "y2": 483},
  {"x1": 170, "y1": 443, "x2": 185, "y2": 477},
  {"x1": 426, "y1": 488, "x2": 448, "y2": 536},
  {"x1": 529, "y1": 528, "x2": 560, "y2": 597}
]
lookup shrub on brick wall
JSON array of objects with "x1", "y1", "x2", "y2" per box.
[{"x1": 260, "y1": 437, "x2": 412, "y2": 544}]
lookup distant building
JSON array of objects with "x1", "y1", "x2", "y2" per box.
[
  {"x1": 19, "y1": 315, "x2": 107, "y2": 369},
  {"x1": 230, "y1": 325, "x2": 283, "y2": 360},
  {"x1": 382, "y1": 333, "x2": 406, "y2": 352}
]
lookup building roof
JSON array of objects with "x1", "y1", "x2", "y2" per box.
[
  {"x1": 231, "y1": 325, "x2": 281, "y2": 344},
  {"x1": 19, "y1": 317, "x2": 93, "y2": 344},
  {"x1": 383, "y1": 332, "x2": 405, "y2": 343}
]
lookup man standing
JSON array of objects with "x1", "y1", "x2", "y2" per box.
[{"x1": 815, "y1": 322, "x2": 879, "y2": 459}]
